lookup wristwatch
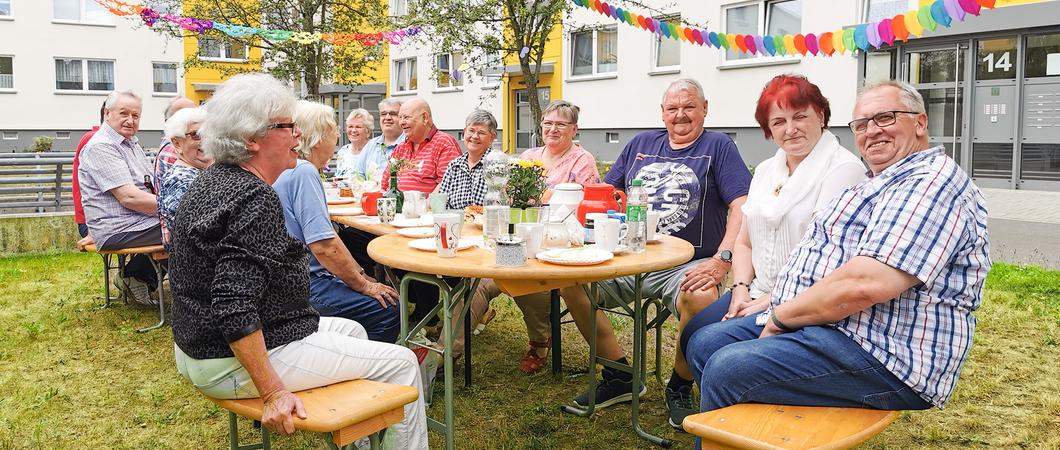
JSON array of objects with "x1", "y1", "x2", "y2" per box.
[{"x1": 716, "y1": 250, "x2": 733, "y2": 264}]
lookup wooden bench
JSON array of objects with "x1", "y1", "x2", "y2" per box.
[
  {"x1": 79, "y1": 242, "x2": 169, "y2": 332},
  {"x1": 682, "y1": 404, "x2": 900, "y2": 450},
  {"x1": 206, "y1": 379, "x2": 419, "y2": 450}
]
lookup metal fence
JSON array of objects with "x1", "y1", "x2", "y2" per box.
[{"x1": 0, "y1": 152, "x2": 76, "y2": 214}]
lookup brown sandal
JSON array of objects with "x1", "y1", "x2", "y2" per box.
[{"x1": 518, "y1": 338, "x2": 552, "y2": 374}]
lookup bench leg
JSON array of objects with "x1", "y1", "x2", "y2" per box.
[
  {"x1": 136, "y1": 259, "x2": 167, "y2": 333},
  {"x1": 225, "y1": 411, "x2": 269, "y2": 450}
]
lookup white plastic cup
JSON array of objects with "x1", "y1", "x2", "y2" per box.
[
  {"x1": 515, "y1": 223, "x2": 545, "y2": 258},
  {"x1": 429, "y1": 192, "x2": 448, "y2": 213},
  {"x1": 594, "y1": 217, "x2": 628, "y2": 252},
  {"x1": 646, "y1": 211, "x2": 661, "y2": 241},
  {"x1": 377, "y1": 198, "x2": 397, "y2": 224},
  {"x1": 433, "y1": 213, "x2": 462, "y2": 258}
]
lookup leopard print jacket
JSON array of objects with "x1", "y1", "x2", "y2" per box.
[{"x1": 170, "y1": 164, "x2": 319, "y2": 360}]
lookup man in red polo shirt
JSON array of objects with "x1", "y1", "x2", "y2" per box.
[{"x1": 383, "y1": 98, "x2": 461, "y2": 193}]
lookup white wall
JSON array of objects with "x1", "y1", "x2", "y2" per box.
[
  {"x1": 561, "y1": 0, "x2": 862, "y2": 130},
  {"x1": 388, "y1": 37, "x2": 503, "y2": 133},
  {"x1": 0, "y1": 0, "x2": 184, "y2": 135}
]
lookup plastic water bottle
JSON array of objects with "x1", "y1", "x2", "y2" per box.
[
  {"x1": 626, "y1": 179, "x2": 647, "y2": 253},
  {"x1": 482, "y1": 150, "x2": 510, "y2": 249}
]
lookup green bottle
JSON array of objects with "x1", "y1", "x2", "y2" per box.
[{"x1": 383, "y1": 169, "x2": 404, "y2": 213}]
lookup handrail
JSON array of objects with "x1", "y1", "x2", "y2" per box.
[{"x1": 0, "y1": 152, "x2": 151, "y2": 215}]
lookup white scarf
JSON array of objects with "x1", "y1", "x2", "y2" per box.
[{"x1": 742, "y1": 131, "x2": 844, "y2": 228}]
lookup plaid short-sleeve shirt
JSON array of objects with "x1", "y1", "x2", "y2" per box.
[
  {"x1": 436, "y1": 149, "x2": 493, "y2": 209},
  {"x1": 78, "y1": 123, "x2": 160, "y2": 247},
  {"x1": 771, "y1": 146, "x2": 991, "y2": 407}
]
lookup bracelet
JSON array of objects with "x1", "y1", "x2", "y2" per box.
[
  {"x1": 733, "y1": 281, "x2": 751, "y2": 291},
  {"x1": 770, "y1": 310, "x2": 798, "y2": 333}
]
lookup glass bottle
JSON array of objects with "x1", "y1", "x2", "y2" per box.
[
  {"x1": 383, "y1": 169, "x2": 404, "y2": 214},
  {"x1": 482, "y1": 150, "x2": 510, "y2": 249}
]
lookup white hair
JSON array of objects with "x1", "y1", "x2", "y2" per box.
[
  {"x1": 465, "y1": 109, "x2": 498, "y2": 134},
  {"x1": 662, "y1": 78, "x2": 706, "y2": 104},
  {"x1": 163, "y1": 107, "x2": 207, "y2": 140},
  {"x1": 104, "y1": 90, "x2": 141, "y2": 111},
  {"x1": 346, "y1": 108, "x2": 375, "y2": 133},
  {"x1": 294, "y1": 100, "x2": 337, "y2": 159},
  {"x1": 859, "y1": 80, "x2": 926, "y2": 114},
  {"x1": 379, "y1": 98, "x2": 403, "y2": 110},
  {"x1": 199, "y1": 73, "x2": 297, "y2": 165}
]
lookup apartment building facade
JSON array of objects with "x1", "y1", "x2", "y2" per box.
[{"x1": 0, "y1": 0, "x2": 185, "y2": 152}]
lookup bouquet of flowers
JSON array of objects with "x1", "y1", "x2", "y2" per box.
[
  {"x1": 387, "y1": 157, "x2": 414, "y2": 176},
  {"x1": 506, "y1": 159, "x2": 547, "y2": 209}
]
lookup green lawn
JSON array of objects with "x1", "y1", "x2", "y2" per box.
[{"x1": 0, "y1": 253, "x2": 1057, "y2": 449}]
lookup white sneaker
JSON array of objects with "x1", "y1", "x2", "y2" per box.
[{"x1": 118, "y1": 277, "x2": 155, "y2": 306}]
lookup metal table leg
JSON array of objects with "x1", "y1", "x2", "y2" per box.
[
  {"x1": 550, "y1": 289, "x2": 563, "y2": 375},
  {"x1": 136, "y1": 258, "x2": 167, "y2": 333}
]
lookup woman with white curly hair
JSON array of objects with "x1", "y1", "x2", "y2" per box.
[{"x1": 169, "y1": 73, "x2": 427, "y2": 448}]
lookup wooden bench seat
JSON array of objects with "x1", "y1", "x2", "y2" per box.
[
  {"x1": 207, "y1": 379, "x2": 419, "y2": 449},
  {"x1": 79, "y1": 243, "x2": 167, "y2": 258},
  {"x1": 682, "y1": 404, "x2": 900, "y2": 450},
  {"x1": 79, "y1": 242, "x2": 170, "y2": 332}
]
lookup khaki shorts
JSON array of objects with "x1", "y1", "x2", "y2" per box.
[{"x1": 596, "y1": 259, "x2": 717, "y2": 318}]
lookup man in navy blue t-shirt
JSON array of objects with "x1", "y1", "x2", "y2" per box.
[{"x1": 560, "y1": 79, "x2": 751, "y2": 429}]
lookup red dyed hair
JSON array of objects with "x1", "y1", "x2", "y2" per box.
[{"x1": 754, "y1": 74, "x2": 831, "y2": 140}]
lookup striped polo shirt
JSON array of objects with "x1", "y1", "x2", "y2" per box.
[
  {"x1": 771, "y1": 146, "x2": 991, "y2": 407},
  {"x1": 382, "y1": 126, "x2": 462, "y2": 193}
]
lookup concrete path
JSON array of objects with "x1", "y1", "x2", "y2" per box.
[{"x1": 981, "y1": 188, "x2": 1060, "y2": 270}]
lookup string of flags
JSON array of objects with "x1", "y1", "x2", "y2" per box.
[
  {"x1": 570, "y1": 0, "x2": 1000, "y2": 56},
  {"x1": 95, "y1": 0, "x2": 422, "y2": 47}
]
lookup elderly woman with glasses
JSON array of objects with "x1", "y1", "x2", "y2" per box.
[
  {"x1": 168, "y1": 73, "x2": 427, "y2": 448},
  {"x1": 272, "y1": 100, "x2": 401, "y2": 343},
  {"x1": 679, "y1": 74, "x2": 867, "y2": 383},
  {"x1": 158, "y1": 107, "x2": 211, "y2": 249},
  {"x1": 520, "y1": 100, "x2": 601, "y2": 196},
  {"x1": 334, "y1": 108, "x2": 374, "y2": 180}
]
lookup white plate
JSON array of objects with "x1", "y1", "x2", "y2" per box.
[
  {"x1": 329, "y1": 206, "x2": 363, "y2": 216},
  {"x1": 326, "y1": 197, "x2": 357, "y2": 205},
  {"x1": 536, "y1": 247, "x2": 614, "y2": 266},
  {"x1": 407, "y1": 237, "x2": 481, "y2": 252},
  {"x1": 396, "y1": 227, "x2": 435, "y2": 238},
  {"x1": 356, "y1": 217, "x2": 381, "y2": 224},
  {"x1": 390, "y1": 214, "x2": 434, "y2": 228}
]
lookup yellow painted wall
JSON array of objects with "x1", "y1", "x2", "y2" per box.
[
  {"x1": 502, "y1": 16, "x2": 565, "y2": 152},
  {"x1": 182, "y1": 34, "x2": 262, "y2": 104}
]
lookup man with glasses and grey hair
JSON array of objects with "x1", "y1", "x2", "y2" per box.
[
  {"x1": 78, "y1": 90, "x2": 162, "y2": 305},
  {"x1": 683, "y1": 81, "x2": 991, "y2": 435}
]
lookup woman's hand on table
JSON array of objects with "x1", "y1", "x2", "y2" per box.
[{"x1": 261, "y1": 389, "x2": 306, "y2": 436}]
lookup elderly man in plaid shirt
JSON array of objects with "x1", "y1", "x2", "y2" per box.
[{"x1": 683, "y1": 80, "x2": 991, "y2": 429}]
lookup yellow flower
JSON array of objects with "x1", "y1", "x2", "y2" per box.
[
  {"x1": 533, "y1": 160, "x2": 545, "y2": 168},
  {"x1": 516, "y1": 159, "x2": 533, "y2": 169}
]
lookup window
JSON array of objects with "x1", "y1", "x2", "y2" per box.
[
  {"x1": 2, "y1": 131, "x2": 17, "y2": 140},
  {"x1": 198, "y1": 38, "x2": 247, "y2": 61},
  {"x1": 0, "y1": 0, "x2": 11, "y2": 16},
  {"x1": 435, "y1": 52, "x2": 464, "y2": 89},
  {"x1": 571, "y1": 25, "x2": 618, "y2": 77},
  {"x1": 482, "y1": 51, "x2": 503, "y2": 86},
  {"x1": 977, "y1": 37, "x2": 1017, "y2": 81},
  {"x1": 54, "y1": 58, "x2": 114, "y2": 92},
  {"x1": 1026, "y1": 33, "x2": 1060, "y2": 78},
  {"x1": 653, "y1": 15, "x2": 681, "y2": 70},
  {"x1": 56, "y1": 132, "x2": 71, "y2": 139},
  {"x1": 0, "y1": 56, "x2": 12, "y2": 89},
  {"x1": 723, "y1": 0, "x2": 801, "y2": 62},
  {"x1": 863, "y1": 0, "x2": 918, "y2": 23},
  {"x1": 606, "y1": 132, "x2": 620, "y2": 143},
  {"x1": 393, "y1": 57, "x2": 417, "y2": 93},
  {"x1": 864, "y1": 51, "x2": 894, "y2": 85},
  {"x1": 153, "y1": 62, "x2": 178, "y2": 93},
  {"x1": 391, "y1": 0, "x2": 408, "y2": 16},
  {"x1": 53, "y1": 0, "x2": 113, "y2": 25}
]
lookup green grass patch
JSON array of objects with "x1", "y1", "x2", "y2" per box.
[{"x1": 0, "y1": 253, "x2": 1057, "y2": 449}]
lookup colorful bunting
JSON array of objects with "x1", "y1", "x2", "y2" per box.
[
  {"x1": 571, "y1": 0, "x2": 1005, "y2": 57},
  {"x1": 94, "y1": 0, "x2": 420, "y2": 49}
]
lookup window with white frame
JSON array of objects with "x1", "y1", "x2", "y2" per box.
[
  {"x1": 55, "y1": 58, "x2": 114, "y2": 92},
  {"x1": 53, "y1": 0, "x2": 113, "y2": 25},
  {"x1": 153, "y1": 62, "x2": 178, "y2": 94},
  {"x1": 435, "y1": 52, "x2": 464, "y2": 89},
  {"x1": 56, "y1": 131, "x2": 71, "y2": 140},
  {"x1": 654, "y1": 15, "x2": 681, "y2": 70},
  {"x1": 0, "y1": 56, "x2": 12, "y2": 89},
  {"x1": 571, "y1": 25, "x2": 618, "y2": 77},
  {"x1": 2, "y1": 131, "x2": 17, "y2": 140},
  {"x1": 198, "y1": 38, "x2": 247, "y2": 61},
  {"x1": 863, "y1": 0, "x2": 918, "y2": 23},
  {"x1": 606, "y1": 132, "x2": 620, "y2": 143},
  {"x1": 393, "y1": 57, "x2": 417, "y2": 93},
  {"x1": 723, "y1": 0, "x2": 801, "y2": 62},
  {"x1": 481, "y1": 50, "x2": 503, "y2": 86},
  {"x1": 390, "y1": 0, "x2": 408, "y2": 16},
  {"x1": 0, "y1": 0, "x2": 11, "y2": 17}
]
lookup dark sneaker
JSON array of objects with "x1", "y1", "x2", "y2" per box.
[
  {"x1": 665, "y1": 384, "x2": 697, "y2": 430},
  {"x1": 573, "y1": 377, "x2": 647, "y2": 410}
]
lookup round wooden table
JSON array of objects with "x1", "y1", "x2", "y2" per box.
[{"x1": 368, "y1": 233, "x2": 694, "y2": 449}]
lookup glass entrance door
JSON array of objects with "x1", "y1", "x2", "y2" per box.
[
  {"x1": 514, "y1": 88, "x2": 550, "y2": 153},
  {"x1": 903, "y1": 45, "x2": 968, "y2": 167}
]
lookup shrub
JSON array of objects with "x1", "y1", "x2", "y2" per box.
[{"x1": 32, "y1": 136, "x2": 54, "y2": 153}]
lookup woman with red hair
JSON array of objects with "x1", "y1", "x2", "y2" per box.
[{"x1": 679, "y1": 74, "x2": 867, "y2": 353}]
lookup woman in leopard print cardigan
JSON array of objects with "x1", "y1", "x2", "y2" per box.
[{"x1": 168, "y1": 73, "x2": 428, "y2": 449}]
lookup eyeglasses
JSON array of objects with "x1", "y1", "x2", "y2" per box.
[
  {"x1": 540, "y1": 121, "x2": 573, "y2": 131},
  {"x1": 848, "y1": 111, "x2": 920, "y2": 135},
  {"x1": 267, "y1": 122, "x2": 297, "y2": 131},
  {"x1": 379, "y1": 111, "x2": 399, "y2": 117},
  {"x1": 184, "y1": 131, "x2": 201, "y2": 141}
]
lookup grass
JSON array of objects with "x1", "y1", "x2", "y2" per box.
[{"x1": 0, "y1": 252, "x2": 1058, "y2": 449}]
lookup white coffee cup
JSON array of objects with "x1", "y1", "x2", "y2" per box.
[
  {"x1": 433, "y1": 213, "x2": 462, "y2": 258},
  {"x1": 594, "y1": 217, "x2": 628, "y2": 252},
  {"x1": 646, "y1": 211, "x2": 661, "y2": 241},
  {"x1": 515, "y1": 223, "x2": 545, "y2": 258},
  {"x1": 585, "y1": 212, "x2": 609, "y2": 225}
]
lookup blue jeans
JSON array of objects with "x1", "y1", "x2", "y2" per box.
[
  {"x1": 309, "y1": 273, "x2": 400, "y2": 344},
  {"x1": 686, "y1": 315, "x2": 931, "y2": 447},
  {"x1": 679, "y1": 290, "x2": 734, "y2": 355}
]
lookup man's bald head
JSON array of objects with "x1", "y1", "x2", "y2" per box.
[
  {"x1": 399, "y1": 98, "x2": 434, "y2": 143},
  {"x1": 164, "y1": 97, "x2": 197, "y2": 122}
]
